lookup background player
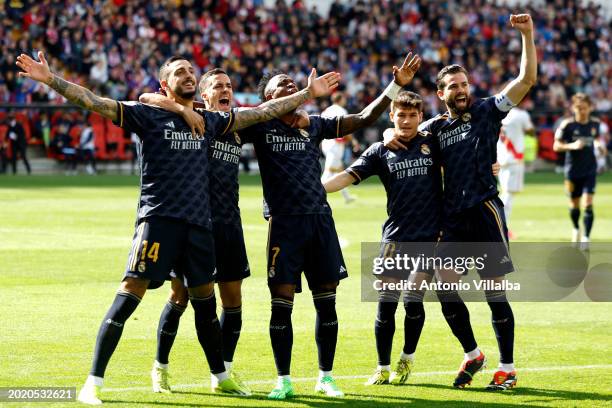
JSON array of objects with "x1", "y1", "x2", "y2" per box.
[
  {"x1": 385, "y1": 14, "x2": 536, "y2": 391},
  {"x1": 237, "y1": 52, "x2": 421, "y2": 400},
  {"x1": 553, "y1": 93, "x2": 607, "y2": 248},
  {"x1": 497, "y1": 99, "x2": 535, "y2": 237},
  {"x1": 16, "y1": 51, "x2": 339, "y2": 404},
  {"x1": 321, "y1": 92, "x2": 357, "y2": 203}
]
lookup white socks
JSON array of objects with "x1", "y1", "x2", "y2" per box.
[
  {"x1": 465, "y1": 347, "x2": 481, "y2": 360},
  {"x1": 214, "y1": 371, "x2": 229, "y2": 382},
  {"x1": 377, "y1": 365, "x2": 391, "y2": 371},
  {"x1": 154, "y1": 361, "x2": 168, "y2": 369},
  {"x1": 400, "y1": 352, "x2": 415, "y2": 362},
  {"x1": 85, "y1": 375, "x2": 104, "y2": 387},
  {"x1": 318, "y1": 370, "x2": 332, "y2": 380},
  {"x1": 499, "y1": 363, "x2": 515, "y2": 373}
]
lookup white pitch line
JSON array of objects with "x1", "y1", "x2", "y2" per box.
[{"x1": 105, "y1": 364, "x2": 612, "y2": 392}]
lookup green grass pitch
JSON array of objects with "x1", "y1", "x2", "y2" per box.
[{"x1": 1, "y1": 172, "x2": 611, "y2": 407}]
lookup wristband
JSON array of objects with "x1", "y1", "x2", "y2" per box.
[{"x1": 383, "y1": 81, "x2": 402, "y2": 101}]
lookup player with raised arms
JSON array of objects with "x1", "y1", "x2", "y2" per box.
[
  {"x1": 138, "y1": 68, "x2": 310, "y2": 395},
  {"x1": 385, "y1": 14, "x2": 537, "y2": 390},
  {"x1": 16, "y1": 51, "x2": 339, "y2": 405},
  {"x1": 326, "y1": 91, "x2": 500, "y2": 387},
  {"x1": 236, "y1": 52, "x2": 421, "y2": 400}
]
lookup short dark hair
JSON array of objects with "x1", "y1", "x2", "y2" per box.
[
  {"x1": 331, "y1": 92, "x2": 345, "y2": 105},
  {"x1": 199, "y1": 68, "x2": 229, "y2": 94},
  {"x1": 436, "y1": 64, "x2": 469, "y2": 90},
  {"x1": 257, "y1": 69, "x2": 286, "y2": 102},
  {"x1": 571, "y1": 92, "x2": 592, "y2": 106},
  {"x1": 391, "y1": 91, "x2": 423, "y2": 112},
  {"x1": 158, "y1": 56, "x2": 189, "y2": 82}
]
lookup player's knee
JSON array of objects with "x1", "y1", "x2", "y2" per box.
[
  {"x1": 219, "y1": 280, "x2": 243, "y2": 308},
  {"x1": 314, "y1": 281, "x2": 338, "y2": 293},
  {"x1": 584, "y1": 204, "x2": 593, "y2": 213},
  {"x1": 188, "y1": 282, "x2": 215, "y2": 299},
  {"x1": 269, "y1": 283, "x2": 296, "y2": 300},
  {"x1": 120, "y1": 277, "x2": 149, "y2": 298},
  {"x1": 169, "y1": 278, "x2": 189, "y2": 306}
]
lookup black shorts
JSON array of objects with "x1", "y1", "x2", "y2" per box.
[
  {"x1": 124, "y1": 217, "x2": 216, "y2": 289},
  {"x1": 266, "y1": 214, "x2": 347, "y2": 292},
  {"x1": 438, "y1": 197, "x2": 514, "y2": 277},
  {"x1": 376, "y1": 239, "x2": 438, "y2": 279},
  {"x1": 565, "y1": 174, "x2": 596, "y2": 198},
  {"x1": 213, "y1": 222, "x2": 250, "y2": 282}
]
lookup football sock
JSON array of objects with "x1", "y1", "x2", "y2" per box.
[
  {"x1": 220, "y1": 305, "x2": 242, "y2": 364},
  {"x1": 318, "y1": 370, "x2": 332, "y2": 380},
  {"x1": 156, "y1": 301, "x2": 186, "y2": 365},
  {"x1": 570, "y1": 208, "x2": 580, "y2": 229},
  {"x1": 190, "y1": 292, "x2": 226, "y2": 374},
  {"x1": 436, "y1": 290, "x2": 478, "y2": 353},
  {"x1": 270, "y1": 296, "x2": 294, "y2": 376},
  {"x1": 375, "y1": 290, "x2": 400, "y2": 366},
  {"x1": 583, "y1": 205, "x2": 594, "y2": 237},
  {"x1": 91, "y1": 291, "x2": 141, "y2": 377},
  {"x1": 485, "y1": 290, "x2": 515, "y2": 364},
  {"x1": 403, "y1": 290, "x2": 425, "y2": 355},
  {"x1": 465, "y1": 347, "x2": 481, "y2": 360},
  {"x1": 377, "y1": 364, "x2": 391, "y2": 371},
  {"x1": 313, "y1": 290, "x2": 338, "y2": 372},
  {"x1": 400, "y1": 351, "x2": 415, "y2": 362},
  {"x1": 500, "y1": 363, "x2": 515, "y2": 372}
]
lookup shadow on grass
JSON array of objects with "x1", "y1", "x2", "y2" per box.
[
  {"x1": 106, "y1": 387, "x2": 561, "y2": 407},
  {"x1": 415, "y1": 383, "x2": 611, "y2": 404}
]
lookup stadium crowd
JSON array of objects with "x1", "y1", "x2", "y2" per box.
[{"x1": 0, "y1": 0, "x2": 610, "y2": 167}]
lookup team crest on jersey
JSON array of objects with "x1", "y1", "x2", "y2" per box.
[
  {"x1": 299, "y1": 129, "x2": 310, "y2": 138},
  {"x1": 420, "y1": 144, "x2": 431, "y2": 155},
  {"x1": 138, "y1": 261, "x2": 146, "y2": 273},
  {"x1": 268, "y1": 267, "x2": 275, "y2": 278},
  {"x1": 234, "y1": 132, "x2": 241, "y2": 144},
  {"x1": 461, "y1": 113, "x2": 471, "y2": 122},
  {"x1": 591, "y1": 128, "x2": 596, "y2": 136}
]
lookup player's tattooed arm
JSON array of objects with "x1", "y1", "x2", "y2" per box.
[
  {"x1": 339, "y1": 52, "x2": 421, "y2": 135},
  {"x1": 139, "y1": 93, "x2": 205, "y2": 136},
  {"x1": 231, "y1": 68, "x2": 340, "y2": 131},
  {"x1": 16, "y1": 51, "x2": 118, "y2": 121},
  {"x1": 324, "y1": 171, "x2": 357, "y2": 193},
  {"x1": 500, "y1": 14, "x2": 537, "y2": 105}
]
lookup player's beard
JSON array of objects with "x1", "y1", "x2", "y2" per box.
[
  {"x1": 447, "y1": 94, "x2": 470, "y2": 116},
  {"x1": 175, "y1": 87, "x2": 196, "y2": 99}
]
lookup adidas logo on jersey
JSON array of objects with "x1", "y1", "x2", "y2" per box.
[
  {"x1": 500, "y1": 255, "x2": 511, "y2": 264},
  {"x1": 339, "y1": 265, "x2": 347, "y2": 274},
  {"x1": 165, "y1": 121, "x2": 175, "y2": 129}
]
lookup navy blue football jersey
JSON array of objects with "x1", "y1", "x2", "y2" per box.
[
  {"x1": 208, "y1": 108, "x2": 243, "y2": 225},
  {"x1": 239, "y1": 115, "x2": 341, "y2": 218},
  {"x1": 114, "y1": 102, "x2": 234, "y2": 229},
  {"x1": 419, "y1": 97, "x2": 508, "y2": 214},
  {"x1": 554, "y1": 117, "x2": 600, "y2": 179},
  {"x1": 347, "y1": 133, "x2": 442, "y2": 242}
]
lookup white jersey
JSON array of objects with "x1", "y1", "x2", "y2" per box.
[
  {"x1": 321, "y1": 104, "x2": 349, "y2": 170},
  {"x1": 497, "y1": 107, "x2": 534, "y2": 165}
]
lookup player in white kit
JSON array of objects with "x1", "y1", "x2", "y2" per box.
[
  {"x1": 321, "y1": 92, "x2": 357, "y2": 203},
  {"x1": 496, "y1": 102, "x2": 534, "y2": 237}
]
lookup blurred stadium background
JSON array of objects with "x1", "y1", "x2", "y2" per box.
[
  {"x1": 1, "y1": 2, "x2": 612, "y2": 407},
  {"x1": 0, "y1": 0, "x2": 609, "y2": 174}
]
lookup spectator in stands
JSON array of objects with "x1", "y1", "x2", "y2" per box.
[
  {"x1": 7, "y1": 112, "x2": 31, "y2": 174},
  {"x1": 78, "y1": 119, "x2": 96, "y2": 175},
  {"x1": 50, "y1": 125, "x2": 77, "y2": 175}
]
